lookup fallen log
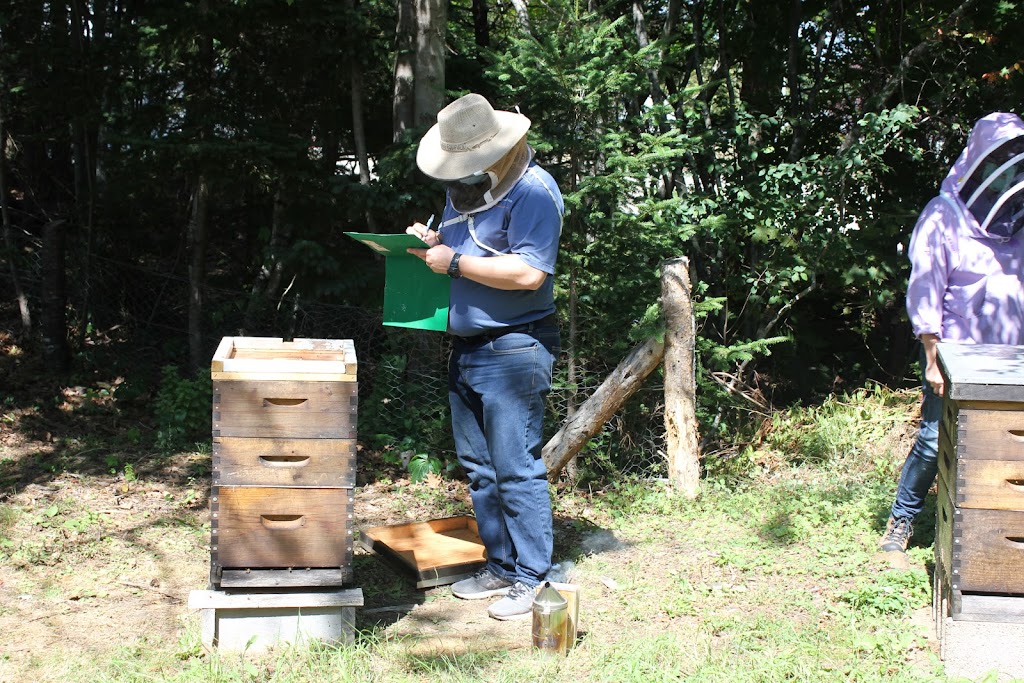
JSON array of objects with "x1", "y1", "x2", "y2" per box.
[{"x1": 543, "y1": 336, "x2": 665, "y2": 480}]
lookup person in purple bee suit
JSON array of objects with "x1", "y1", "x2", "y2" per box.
[{"x1": 880, "y1": 112, "x2": 1024, "y2": 553}]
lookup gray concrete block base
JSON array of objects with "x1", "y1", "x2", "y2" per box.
[{"x1": 940, "y1": 617, "x2": 1024, "y2": 681}]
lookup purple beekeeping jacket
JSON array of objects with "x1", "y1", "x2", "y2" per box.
[{"x1": 906, "y1": 112, "x2": 1024, "y2": 345}]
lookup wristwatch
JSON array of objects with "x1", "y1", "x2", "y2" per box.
[{"x1": 447, "y1": 252, "x2": 463, "y2": 279}]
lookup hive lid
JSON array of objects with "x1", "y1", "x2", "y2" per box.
[
  {"x1": 938, "y1": 343, "x2": 1024, "y2": 402},
  {"x1": 211, "y1": 337, "x2": 357, "y2": 381},
  {"x1": 359, "y1": 516, "x2": 486, "y2": 589}
]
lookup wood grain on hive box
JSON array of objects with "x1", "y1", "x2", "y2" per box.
[
  {"x1": 213, "y1": 380, "x2": 357, "y2": 439},
  {"x1": 213, "y1": 486, "x2": 354, "y2": 568},
  {"x1": 213, "y1": 437, "x2": 356, "y2": 487}
]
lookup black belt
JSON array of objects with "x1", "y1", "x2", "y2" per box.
[{"x1": 456, "y1": 313, "x2": 558, "y2": 345}]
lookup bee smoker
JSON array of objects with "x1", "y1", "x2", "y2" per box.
[{"x1": 531, "y1": 581, "x2": 569, "y2": 655}]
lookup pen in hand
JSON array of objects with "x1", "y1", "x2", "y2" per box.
[{"x1": 423, "y1": 214, "x2": 435, "y2": 242}]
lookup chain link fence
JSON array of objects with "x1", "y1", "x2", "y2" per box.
[{"x1": 4, "y1": 249, "x2": 669, "y2": 480}]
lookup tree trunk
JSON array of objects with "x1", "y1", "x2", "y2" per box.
[
  {"x1": 186, "y1": 0, "x2": 213, "y2": 374},
  {"x1": 242, "y1": 187, "x2": 288, "y2": 334},
  {"x1": 393, "y1": 0, "x2": 415, "y2": 142},
  {"x1": 0, "y1": 99, "x2": 32, "y2": 334},
  {"x1": 414, "y1": 0, "x2": 447, "y2": 127},
  {"x1": 41, "y1": 220, "x2": 70, "y2": 373},
  {"x1": 632, "y1": 0, "x2": 665, "y2": 105},
  {"x1": 739, "y1": 1, "x2": 785, "y2": 116},
  {"x1": 188, "y1": 175, "x2": 210, "y2": 372},
  {"x1": 509, "y1": 0, "x2": 530, "y2": 32},
  {"x1": 472, "y1": 0, "x2": 489, "y2": 48},
  {"x1": 71, "y1": 0, "x2": 99, "y2": 347},
  {"x1": 786, "y1": 0, "x2": 806, "y2": 162},
  {"x1": 563, "y1": 265, "x2": 580, "y2": 483},
  {"x1": 661, "y1": 257, "x2": 700, "y2": 496},
  {"x1": 543, "y1": 336, "x2": 665, "y2": 480},
  {"x1": 349, "y1": 44, "x2": 377, "y2": 232}
]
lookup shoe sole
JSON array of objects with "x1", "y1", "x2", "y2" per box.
[
  {"x1": 487, "y1": 608, "x2": 532, "y2": 621},
  {"x1": 452, "y1": 586, "x2": 511, "y2": 600},
  {"x1": 879, "y1": 544, "x2": 908, "y2": 553}
]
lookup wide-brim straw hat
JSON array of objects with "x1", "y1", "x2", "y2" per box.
[{"x1": 416, "y1": 94, "x2": 531, "y2": 181}]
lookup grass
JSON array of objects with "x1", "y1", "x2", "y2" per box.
[{"x1": 0, "y1": 383, "x2": 1004, "y2": 682}]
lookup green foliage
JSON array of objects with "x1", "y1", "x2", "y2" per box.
[
  {"x1": 760, "y1": 383, "x2": 917, "y2": 467},
  {"x1": 406, "y1": 451, "x2": 444, "y2": 483},
  {"x1": 704, "y1": 382, "x2": 917, "y2": 483},
  {"x1": 153, "y1": 366, "x2": 211, "y2": 453},
  {"x1": 494, "y1": 13, "x2": 675, "y2": 354},
  {"x1": 7, "y1": 0, "x2": 1024, "y2": 501},
  {"x1": 840, "y1": 569, "x2": 931, "y2": 616}
]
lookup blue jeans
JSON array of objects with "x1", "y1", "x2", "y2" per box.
[
  {"x1": 890, "y1": 356, "x2": 942, "y2": 521},
  {"x1": 449, "y1": 325, "x2": 559, "y2": 588}
]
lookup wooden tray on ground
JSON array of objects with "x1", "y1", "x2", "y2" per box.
[{"x1": 359, "y1": 516, "x2": 486, "y2": 589}]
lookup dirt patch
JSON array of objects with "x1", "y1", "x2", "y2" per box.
[{"x1": 0, "y1": 445, "x2": 480, "y2": 678}]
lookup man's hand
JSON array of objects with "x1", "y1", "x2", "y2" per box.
[
  {"x1": 406, "y1": 222, "x2": 440, "y2": 247},
  {"x1": 406, "y1": 241, "x2": 456, "y2": 276}
]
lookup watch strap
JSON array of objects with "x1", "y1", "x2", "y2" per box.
[{"x1": 447, "y1": 252, "x2": 463, "y2": 279}]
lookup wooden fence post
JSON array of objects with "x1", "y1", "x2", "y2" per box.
[{"x1": 661, "y1": 257, "x2": 700, "y2": 496}]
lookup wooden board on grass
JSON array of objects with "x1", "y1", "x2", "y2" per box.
[{"x1": 360, "y1": 517, "x2": 486, "y2": 588}]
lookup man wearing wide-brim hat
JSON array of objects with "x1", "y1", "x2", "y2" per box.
[{"x1": 407, "y1": 93, "x2": 563, "y2": 620}]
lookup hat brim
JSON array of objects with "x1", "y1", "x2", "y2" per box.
[{"x1": 416, "y1": 111, "x2": 531, "y2": 181}]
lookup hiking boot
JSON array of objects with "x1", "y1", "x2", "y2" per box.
[
  {"x1": 451, "y1": 568, "x2": 513, "y2": 600},
  {"x1": 487, "y1": 581, "x2": 536, "y2": 621},
  {"x1": 879, "y1": 515, "x2": 913, "y2": 553}
]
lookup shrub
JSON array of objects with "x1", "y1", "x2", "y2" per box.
[{"x1": 153, "y1": 365, "x2": 211, "y2": 452}]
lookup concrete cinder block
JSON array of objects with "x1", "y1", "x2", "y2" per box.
[
  {"x1": 940, "y1": 617, "x2": 1024, "y2": 681},
  {"x1": 189, "y1": 588, "x2": 363, "y2": 652}
]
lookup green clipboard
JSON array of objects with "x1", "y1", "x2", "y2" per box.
[{"x1": 345, "y1": 232, "x2": 450, "y2": 332}]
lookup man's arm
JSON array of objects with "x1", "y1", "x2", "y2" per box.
[
  {"x1": 921, "y1": 333, "x2": 944, "y2": 397},
  {"x1": 406, "y1": 242, "x2": 546, "y2": 291}
]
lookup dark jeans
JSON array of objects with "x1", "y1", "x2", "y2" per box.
[
  {"x1": 449, "y1": 324, "x2": 559, "y2": 587},
  {"x1": 890, "y1": 354, "x2": 942, "y2": 521}
]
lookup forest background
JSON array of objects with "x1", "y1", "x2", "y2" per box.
[{"x1": 2, "y1": 0, "x2": 1024, "y2": 481}]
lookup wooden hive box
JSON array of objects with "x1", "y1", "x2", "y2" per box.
[
  {"x1": 934, "y1": 343, "x2": 1024, "y2": 626},
  {"x1": 210, "y1": 337, "x2": 357, "y2": 589}
]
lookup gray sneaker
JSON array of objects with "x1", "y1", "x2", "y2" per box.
[
  {"x1": 487, "y1": 581, "x2": 535, "y2": 621},
  {"x1": 451, "y1": 568, "x2": 513, "y2": 600}
]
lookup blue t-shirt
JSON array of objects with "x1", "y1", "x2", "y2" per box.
[{"x1": 438, "y1": 162, "x2": 563, "y2": 337}]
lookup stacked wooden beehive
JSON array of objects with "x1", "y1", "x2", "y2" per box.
[
  {"x1": 209, "y1": 336, "x2": 359, "y2": 589},
  {"x1": 935, "y1": 343, "x2": 1024, "y2": 632},
  {"x1": 189, "y1": 337, "x2": 362, "y2": 651}
]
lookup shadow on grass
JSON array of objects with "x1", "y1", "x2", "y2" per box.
[{"x1": 753, "y1": 478, "x2": 937, "y2": 552}]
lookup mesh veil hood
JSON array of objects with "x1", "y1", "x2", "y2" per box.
[{"x1": 941, "y1": 112, "x2": 1024, "y2": 240}]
